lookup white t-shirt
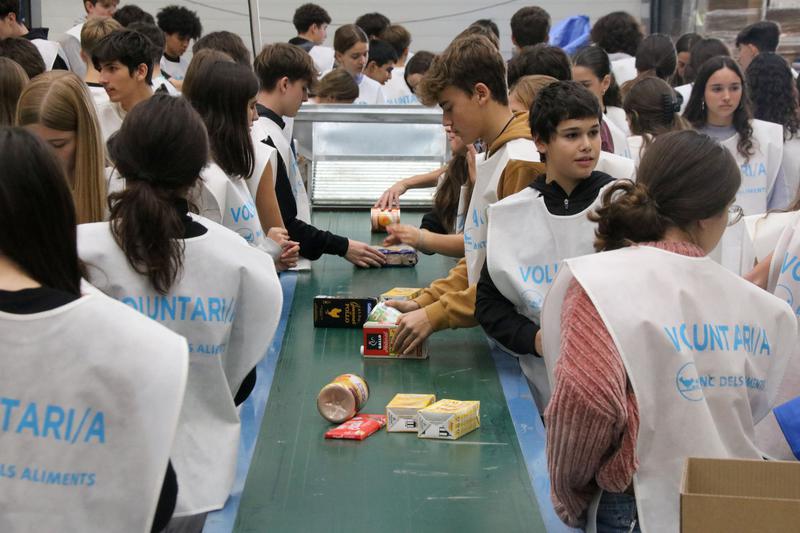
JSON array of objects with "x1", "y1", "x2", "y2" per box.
[
  {"x1": 95, "y1": 100, "x2": 126, "y2": 143},
  {"x1": 160, "y1": 54, "x2": 190, "y2": 81},
  {"x1": 86, "y1": 83, "x2": 109, "y2": 108},
  {"x1": 355, "y1": 75, "x2": 386, "y2": 105},
  {"x1": 382, "y1": 65, "x2": 417, "y2": 105}
]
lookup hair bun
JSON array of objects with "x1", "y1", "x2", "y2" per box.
[{"x1": 590, "y1": 180, "x2": 668, "y2": 251}]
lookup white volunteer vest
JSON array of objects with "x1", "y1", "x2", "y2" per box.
[
  {"x1": 595, "y1": 150, "x2": 636, "y2": 181},
  {"x1": 745, "y1": 211, "x2": 800, "y2": 263},
  {"x1": 95, "y1": 101, "x2": 125, "y2": 144},
  {"x1": 611, "y1": 56, "x2": 637, "y2": 86},
  {"x1": 625, "y1": 135, "x2": 645, "y2": 167},
  {"x1": 0, "y1": 293, "x2": 187, "y2": 532},
  {"x1": 676, "y1": 83, "x2": 692, "y2": 114},
  {"x1": 464, "y1": 137, "x2": 540, "y2": 284},
  {"x1": 256, "y1": 115, "x2": 313, "y2": 270},
  {"x1": 355, "y1": 75, "x2": 386, "y2": 105},
  {"x1": 708, "y1": 216, "x2": 757, "y2": 276},
  {"x1": 604, "y1": 116, "x2": 630, "y2": 158},
  {"x1": 383, "y1": 66, "x2": 417, "y2": 105},
  {"x1": 455, "y1": 184, "x2": 470, "y2": 234},
  {"x1": 78, "y1": 215, "x2": 281, "y2": 516},
  {"x1": 783, "y1": 136, "x2": 800, "y2": 201},
  {"x1": 723, "y1": 119, "x2": 784, "y2": 216},
  {"x1": 309, "y1": 45, "x2": 335, "y2": 75},
  {"x1": 249, "y1": 139, "x2": 278, "y2": 200},
  {"x1": 486, "y1": 183, "x2": 610, "y2": 409},
  {"x1": 761, "y1": 215, "x2": 800, "y2": 459},
  {"x1": 31, "y1": 39, "x2": 62, "y2": 70},
  {"x1": 194, "y1": 162, "x2": 282, "y2": 261},
  {"x1": 542, "y1": 246, "x2": 795, "y2": 532},
  {"x1": 605, "y1": 106, "x2": 630, "y2": 136}
]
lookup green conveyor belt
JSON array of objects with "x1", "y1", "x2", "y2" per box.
[{"x1": 234, "y1": 210, "x2": 546, "y2": 533}]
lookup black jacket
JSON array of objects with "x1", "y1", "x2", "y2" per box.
[
  {"x1": 257, "y1": 105, "x2": 349, "y2": 259},
  {"x1": 475, "y1": 171, "x2": 614, "y2": 355}
]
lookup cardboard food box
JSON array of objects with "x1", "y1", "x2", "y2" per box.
[
  {"x1": 361, "y1": 321, "x2": 428, "y2": 359},
  {"x1": 313, "y1": 296, "x2": 377, "y2": 328},
  {"x1": 417, "y1": 399, "x2": 480, "y2": 440},
  {"x1": 386, "y1": 394, "x2": 436, "y2": 432},
  {"x1": 377, "y1": 245, "x2": 418, "y2": 267},
  {"x1": 681, "y1": 457, "x2": 800, "y2": 532},
  {"x1": 379, "y1": 287, "x2": 423, "y2": 302}
]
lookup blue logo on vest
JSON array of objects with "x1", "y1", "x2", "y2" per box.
[
  {"x1": 521, "y1": 288, "x2": 544, "y2": 312},
  {"x1": 676, "y1": 362, "x2": 704, "y2": 401}
]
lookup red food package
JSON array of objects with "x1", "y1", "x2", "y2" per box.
[{"x1": 324, "y1": 414, "x2": 387, "y2": 440}]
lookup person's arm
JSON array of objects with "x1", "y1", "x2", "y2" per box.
[
  {"x1": 544, "y1": 281, "x2": 637, "y2": 527},
  {"x1": 374, "y1": 166, "x2": 447, "y2": 208},
  {"x1": 382, "y1": 224, "x2": 465, "y2": 257},
  {"x1": 475, "y1": 262, "x2": 539, "y2": 354},
  {"x1": 151, "y1": 461, "x2": 177, "y2": 532},
  {"x1": 255, "y1": 160, "x2": 285, "y2": 231}
]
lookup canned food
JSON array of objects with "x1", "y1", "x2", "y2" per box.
[
  {"x1": 371, "y1": 207, "x2": 401, "y2": 232},
  {"x1": 317, "y1": 373, "x2": 370, "y2": 423}
]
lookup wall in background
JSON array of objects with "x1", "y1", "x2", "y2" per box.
[{"x1": 38, "y1": 0, "x2": 644, "y2": 59}]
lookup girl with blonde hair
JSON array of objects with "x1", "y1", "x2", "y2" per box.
[
  {"x1": 0, "y1": 57, "x2": 28, "y2": 126},
  {"x1": 16, "y1": 70, "x2": 106, "y2": 223}
]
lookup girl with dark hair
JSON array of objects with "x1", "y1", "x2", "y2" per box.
[
  {"x1": 0, "y1": 126, "x2": 188, "y2": 532},
  {"x1": 685, "y1": 55, "x2": 789, "y2": 214},
  {"x1": 747, "y1": 52, "x2": 800, "y2": 201},
  {"x1": 542, "y1": 130, "x2": 797, "y2": 532},
  {"x1": 184, "y1": 57, "x2": 299, "y2": 271},
  {"x1": 333, "y1": 23, "x2": 385, "y2": 104},
  {"x1": 623, "y1": 76, "x2": 689, "y2": 165},
  {"x1": 78, "y1": 94, "x2": 282, "y2": 530},
  {"x1": 634, "y1": 33, "x2": 676, "y2": 83},
  {"x1": 674, "y1": 37, "x2": 730, "y2": 111},
  {"x1": 381, "y1": 128, "x2": 477, "y2": 257},
  {"x1": 673, "y1": 32, "x2": 702, "y2": 86},
  {"x1": 404, "y1": 50, "x2": 434, "y2": 96},
  {"x1": 591, "y1": 11, "x2": 644, "y2": 86},
  {"x1": 572, "y1": 45, "x2": 630, "y2": 156}
]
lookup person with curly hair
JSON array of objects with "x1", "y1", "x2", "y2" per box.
[
  {"x1": 590, "y1": 11, "x2": 644, "y2": 86},
  {"x1": 684, "y1": 55, "x2": 789, "y2": 213},
  {"x1": 289, "y1": 3, "x2": 334, "y2": 74},
  {"x1": 156, "y1": 4, "x2": 202, "y2": 81},
  {"x1": 747, "y1": 52, "x2": 800, "y2": 200}
]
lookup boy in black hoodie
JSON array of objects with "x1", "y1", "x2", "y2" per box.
[{"x1": 476, "y1": 82, "x2": 614, "y2": 396}]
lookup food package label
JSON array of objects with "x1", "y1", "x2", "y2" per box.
[
  {"x1": 418, "y1": 400, "x2": 480, "y2": 440},
  {"x1": 386, "y1": 393, "x2": 436, "y2": 432}
]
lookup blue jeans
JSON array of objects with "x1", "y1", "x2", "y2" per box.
[{"x1": 595, "y1": 491, "x2": 641, "y2": 533}]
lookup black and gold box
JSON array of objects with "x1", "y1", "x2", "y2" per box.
[{"x1": 313, "y1": 296, "x2": 378, "y2": 328}]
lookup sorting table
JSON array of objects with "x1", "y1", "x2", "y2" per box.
[{"x1": 231, "y1": 211, "x2": 548, "y2": 533}]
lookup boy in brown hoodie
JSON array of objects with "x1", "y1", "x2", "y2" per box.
[{"x1": 388, "y1": 34, "x2": 545, "y2": 354}]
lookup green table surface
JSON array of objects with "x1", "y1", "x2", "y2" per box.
[{"x1": 233, "y1": 211, "x2": 546, "y2": 533}]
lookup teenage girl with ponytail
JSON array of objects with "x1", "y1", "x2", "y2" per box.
[
  {"x1": 572, "y1": 45, "x2": 630, "y2": 153},
  {"x1": 622, "y1": 76, "x2": 688, "y2": 165},
  {"x1": 541, "y1": 130, "x2": 797, "y2": 532},
  {"x1": 78, "y1": 94, "x2": 283, "y2": 530}
]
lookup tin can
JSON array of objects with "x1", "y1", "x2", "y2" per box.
[
  {"x1": 371, "y1": 207, "x2": 401, "y2": 232},
  {"x1": 317, "y1": 373, "x2": 370, "y2": 423}
]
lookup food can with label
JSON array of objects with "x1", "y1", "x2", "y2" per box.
[
  {"x1": 317, "y1": 373, "x2": 370, "y2": 423},
  {"x1": 371, "y1": 207, "x2": 401, "y2": 232}
]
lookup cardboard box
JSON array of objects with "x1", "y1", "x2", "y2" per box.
[
  {"x1": 377, "y1": 245, "x2": 418, "y2": 267},
  {"x1": 681, "y1": 457, "x2": 800, "y2": 532},
  {"x1": 313, "y1": 296, "x2": 377, "y2": 328},
  {"x1": 361, "y1": 321, "x2": 428, "y2": 359},
  {"x1": 417, "y1": 399, "x2": 480, "y2": 440},
  {"x1": 379, "y1": 287, "x2": 423, "y2": 302},
  {"x1": 386, "y1": 394, "x2": 436, "y2": 432}
]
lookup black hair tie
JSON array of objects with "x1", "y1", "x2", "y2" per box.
[{"x1": 661, "y1": 93, "x2": 680, "y2": 124}]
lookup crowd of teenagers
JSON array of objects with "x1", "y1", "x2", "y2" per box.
[{"x1": 3, "y1": 1, "x2": 800, "y2": 532}]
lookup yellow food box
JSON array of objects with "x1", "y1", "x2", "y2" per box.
[
  {"x1": 417, "y1": 399, "x2": 480, "y2": 440},
  {"x1": 379, "y1": 287, "x2": 423, "y2": 302},
  {"x1": 386, "y1": 393, "x2": 436, "y2": 432}
]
